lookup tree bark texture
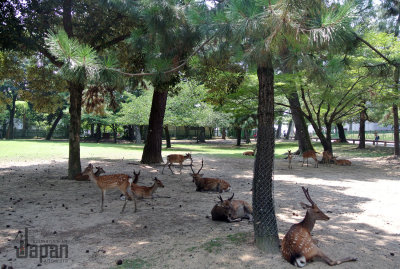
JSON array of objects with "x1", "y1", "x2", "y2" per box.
[
  {"x1": 68, "y1": 81, "x2": 83, "y2": 180},
  {"x1": 236, "y1": 127, "x2": 242, "y2": 146},
  {"x1": 141, "y1": 88, "x2": 168, "y2": 164},
  {"x1": 337, "y1": 123, "x2": 347, "y2": 143},
  {"x1": 287, "y1": 92, "x2": 314, "y2": 152},
  {"x1": 221, "y1": 128, "x2": 226, "y2": 140},
  {"x1": 164, "y1": 125, "x2": 171, "y2": 148},
  {"x1": 46, "y1": 109, "x2": 64, "y2": 140},
  {"x1": 6, "y1": 94, "x2": 17, "y2": 139},
  {"x1": 253, "y1": 61, "x2": 280, "y2": 253}
]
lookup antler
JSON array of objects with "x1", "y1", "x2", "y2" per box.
[
  {"x1": 228, "y1": 193, "x2": 234, "y2": 201},
  {"x1": 218, "y1": 195, "x2": 223, "y2": 202},
  {"x1": 302, "y1": 187, "x2": 315, "y2": 205},
  {"x1": 197, "y1": 158, "x2": 204, "y2": 174}
]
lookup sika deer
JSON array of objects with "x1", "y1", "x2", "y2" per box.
[
  {"x1": 162, "y1": 153, "x2": 192, "y2": 174},
  {"x1": 281, "y1": 187, "x2": 357, "y2": 267},
  {"x1": 211, "y1": 193, "x2": 253, "y2": 222},
  {"x1": 130, "y1": 178, "x2": 165, "y2": 212},
  {"x1": 75, "y1": 166, "x2": 105, "y2": 181},
  {"x1": 133, "y1": 170, "x2": 140, "y2": 184},
  {"x1": 322, "y1": 151, "x2": 333, "y2": 166},
  {"x1": 82, "y1": 164, "x2": 135, "y2": 213},
  {"x1": 288, "y1": 150, "x2": 293, "y2": 169},
  {"x1": 190, "y1": 159, "x2": 231, "y2": 192},
  {"x1": 243, "y1": 150, "x2": 255, "y2": 156},
  {"x1": 302, "y1": 150, "x2": 319, "y2": 168},
  {"x1": 332, "y1": 157, "x2": 352, "y2": 166}
]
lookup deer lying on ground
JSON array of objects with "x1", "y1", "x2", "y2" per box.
[
  {"x1": 162, "y1": 153, "x2": 192, "y2": 174},
  {"x1": 288, "y1": 150, "x2": 293, "y2": 169},
  {"x1": 322, "y1": 151, "x2": 334, "y2": 166},
  {"x1": 75, "y1": 166, "x2": 105, "y2": 181},
  {"x1": 211, "y1": 193, "x2": 253, "y2": 222},
  {"x1": 82, "y1": 163, "x2": 135, "y2": 213},
  {"x1": 190, "y1": 159, "x2": 231, "y2": 192},
  {"x1": 332, "y1": 157, "x2": 352, "y2": 166},
  {"x1": 243, "y1": 150, "x2": 255, "y2": 156},
  {"x1": 281, "y1": 187, "x2": 357, "y2": 267},
  {"x1": 129, "y1": 177, "x2": 165, "y2": 212},
  {"x1": 132, "y1": 170, "x2": 140, "y2": 184},
  {"x1": 302, "y1": 150, "x2": 319, "y2": 168}
]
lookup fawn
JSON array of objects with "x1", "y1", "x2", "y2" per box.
[
  {"x1": 287, "y1": 150, "x2": 293, "y2": 169},
  {"x1": 162, "y1": 153, "x2": 192, "y2": 174},
  {"x1": 190, "y1": 159, "x2": 231, "y2": 192},
  {"x1": 130, "y1": 178, "x2": 165, "y2": 212},
  {"x1": 243, "y1": 150, "x2": 255, "y2": 156},
  {"x1": 211, "y1": 193, "x2": 253, "y2": 222},
  {"x1": 302, "y1": 150, "x2": 319, "y2": 168},
  {"x1": 75, "y1": 166, "x2": 105, "y2": 181},
  {"x1": 281, "y1": 187, "x2": 357, "y2": 267},
  {"x1": 82, "y1": 164, "x2": 135, "y2": 213}
]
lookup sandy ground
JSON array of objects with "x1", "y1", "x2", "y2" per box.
[{"x1": 1, "y1": 148, "x2": 400, "y2": 268}]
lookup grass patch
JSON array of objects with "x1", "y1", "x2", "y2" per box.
[
  {"x1": 226, "y1": 232, "x2": 250, "y2": 245},
  {"x1": 110, "y1": 258, "x2": 151, "y2": 269},
  {"x1": 201, "y1": 237, "x2": 224, "y2": 253}
]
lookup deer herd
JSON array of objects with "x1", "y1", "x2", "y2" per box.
[{"x1": 79, "y1": 150, "x2": 356, "y2": 267}]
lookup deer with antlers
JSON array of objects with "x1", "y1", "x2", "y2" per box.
[
  {"x1": 82, "y1": 163, "x2": 135, "y2": 213},
  {"x1": 211, "y1": 193, "x2": 253, "y2": 222},
  {"x1": 190, "y1": 159, "x2": 231, "y2": 192},
  {"x1": 281, "y1": 187, "x2": 357, "y2": 267},
  {"x1": 302, "y1": 150, "x2": 319, "y2": 168},
  {"x1": 162, "y1": 153, "x2": 192, "y2": 174}
]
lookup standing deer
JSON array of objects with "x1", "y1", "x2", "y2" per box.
[
  {"x1": 211, "y1": 193, "x2": 253, "y2": 222},
  {"x1": 82, "y1": 164, "x2": 135, "y2": 213},
  {"x1": 162, "y1": 153, "x2": 192, "y2": 174},
  {"x1": 287, "y1": 150, "x2": 293, "y2": 169},
  {"x1": 302, "y1": 150, "x2": 319, "y2": 168},
  {"x1": 190, "y1": 159, "x2": 231, "y2": 192},
  {"x1": 332, "y1": 157, "x2": 352, "y2": 166},
  {"x1": 75, "y1": 166, "x2": 105, "y2": 181},
  {"x1": 281, "y1": 187, "x2": 357, "y2": 267}
]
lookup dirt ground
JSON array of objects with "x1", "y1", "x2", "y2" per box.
[{"x1": 1, "y1": 146, "x2": 400, "y2": 268}]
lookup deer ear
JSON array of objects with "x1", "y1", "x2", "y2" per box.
[{"x1": 300, "y1": 202, "x2": 311, "y2": 209}]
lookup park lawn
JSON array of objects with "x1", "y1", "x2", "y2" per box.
[{"x1": 0, "y1": 139, "x2": 394, "y2": 162}]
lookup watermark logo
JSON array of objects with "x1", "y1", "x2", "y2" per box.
[{"x1": 15, "y1": 228, "x2": 69, "y2": 264}]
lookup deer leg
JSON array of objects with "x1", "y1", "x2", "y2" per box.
[
  {"x1": 317, "y1": 250, "x2": 357, "y2": 266},
  {"x1": 168, "y1": 163, "x2": 174, "y2": 174},
  {"x1": 133, "y1": 197, "x2": 137, "y2": 212},
  {"x1": 121, "y1": 199, "x2": 127, "y2": 213},
  {"x1": 162, "y1": 163, "x2": 167, "y2": 174},
  {"x1": 179, "y1": 162, "x2": 183, "y2": 174}
]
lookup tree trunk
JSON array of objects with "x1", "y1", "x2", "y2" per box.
[
  {"x1": 68, "y1": 82, "x2": 83, "y2": 180},
  {"x1": 236, "y1": 127, "x2": 242, "y2": 146},
  {"x1": 90, "y1": 124, "x2": 95, "y2": 137},
  {"x1": 22, "y1": 113, "x2": 28, "y2": 137},
  {"x1": 394, "y1": 67, "x2": 400, "y2": 156},
  {"x1": 358, "y1": 108, "x2": 367, "y2": 149},
  {"x1": 184, "y1": 126, "x2": 190, "y2": 139},
  {"x1": 287, "y1": 92, "x2": 314, "y2": 153},
  {"x1": 6, "y1": 94, "x2": 17, "y2": 139},
  {"x1": 337, "y1": 122, "x2": 347, "y2": 143},
  {"x1": 96, "y1": 123, "x2": 101, "y2": 143},
  {"x1": 221, "y1": 128, "x2": 226, "y2": 140},
  {"x1": 46, "y1": 109, "x2": 64, "y2": 140},
  {"x1": 134, "y1": 125, "x2": 141, "y2": 144},
  {"x1": 275, "y1": 121, "x2": 282, "y2": 139},
  {"x1": 164, "y1": 125, "x2": 171, "y2": 148},
  {"x1": 253, "y1": 60, "x2": 280, "y2": 253},
  {"x1": 141, "y1": 87, "x2": 168, "y2": 164},
  {"x1": 112, "y1": 124, "x2": 118, "y2": 143},
  {"x1": 198, "y1": 127, "x2": 206, "y2": 143},
  {"x1": 245, "y1": 129, "x2": 251, "y2": 143},
  {"x1": 2, "y1": 119, "x2": 7, "y2": 138},
  {"x1": 285, "y1": 120, "x2": 292, "y2": 139}
]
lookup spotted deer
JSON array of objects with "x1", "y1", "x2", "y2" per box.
[
  {"x1": 129, "y1": 177, "x2": 165, "y2": 212},
  {"x1": 281, "y1": 187, "x2": 357, "y2": 267},
  {"x1": 162, "y1": 153, "x2": 192, "y2": 174},
  {"x1": 288, "y1": 150, "x2": 293, "y2": 169},
  {"x1": 190, "y1": 159, "x2": 231, "y2": 192},
  {"x1": 211, "y1": 193, "x2": 253, "y2": 222},
  {"x1": 75, "y1": 166, "x2": 105, "y2": 181},
  {"x1": 82, "y1": 164, "x2": 135, "y2": 213},
  {"x1": 332, "y1": 157, "x2": 352, "y2": 166},
  {"x1": 302, "y1": 150, "x2": 319, "y2": 168}
]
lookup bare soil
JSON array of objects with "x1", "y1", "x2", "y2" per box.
[{"x1": 1, "y1": 150, "x2": 400, "y2": 268}]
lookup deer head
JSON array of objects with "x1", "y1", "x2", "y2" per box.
[
  {"x1": 82, "y1": 163, "x2": 94, "y2": 176},
  {"x1": 190, "y1": 158, "x2": 204, "y2": 182},
  {"x1": 300, "y1": 187, "x2": 329, "y2": 221},
  {"x1": 153, "y1": 177, "x2": 165, "y2": 188}
]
